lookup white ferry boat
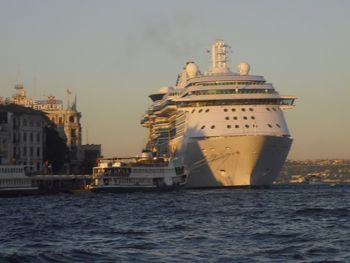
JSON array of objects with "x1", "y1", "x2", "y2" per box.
[
  {"x1": 141, "y1": 39, "x2": 296, "y2": 188},
  {"x1": 0, "y1": 165, "x2": 38, "y2": 196},
  {"x1": 91, "y1": 154, "x2": 188, "y2": 193}
]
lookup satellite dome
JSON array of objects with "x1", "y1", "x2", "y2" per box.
[
  {"x1": 158, "y1": 86, "x2": 174, "y2": 94},
  {"x1": 237, "y1": 62, "x2": 250, "y2": 75},
  {"x1": 185, "y1": 62, "x2": 199, "y2": 78}
]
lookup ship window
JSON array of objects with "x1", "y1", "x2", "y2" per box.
[
  {"x1": 251, "y1": 116, "x2": 255, "y2": 120},
  {"x1": 249, "y1": 108, "x2": 254, "y2": 111},
  {"x1": 235, "y1": 125, "x2": 239, "y2": 128},
  {"x1": 276, "y1": 124, "x2": 281, "y2": 128},
  {"x1": 231, "y1": 108, "x2": 236, "y2": 112},
  {"x1": 210, "y1": 125, "x2": 215, "y2": 129},
  {"x1": 224, "y1": 108, "x2": 228, "y2": 112},
  {"x1": 266, "y1": 107, "x2": 271, "y2": 111},
  {"x1": 205, "y1": 109, "x2": 210, "y2": 112},
  {"x1": 245, "y1": 124, "x2": 249, "y2": 128},
  {"x1": 233, "y1": 116, "x2": 238, "y2": 120},
  {"x1": 191, "y1": 109, "x2": 195, "y2": 113},
  {"x1": 243, "y1": 116, "x2": 247, "y2": 120},
  {"x1": 199, "y1": 109, "x2": 203, "y2": 113},
  {"x1": 225, "y1": 117, "x2": 229, "y2": 120},
  {"x1": 268, "y1": 124, "x2": 273, "y2": 128},
  {"x1": 241, "y1": 108, "x2": 246, "y2": 112},
  {"x1": 201, "y1": 125, "x2": 205, "y2": 129},
  {"x1": 227, "y1": 125, "x2": 231, "y2": 128},
  {"x1": 272, "y1": 107, "x2": 277, "y2": 111}
]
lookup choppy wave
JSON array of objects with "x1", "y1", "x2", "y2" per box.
[{"x1": 1, "y1": 185, "x2": 350, "y2": 262}]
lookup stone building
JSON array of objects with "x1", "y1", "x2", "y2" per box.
[
  {"x1": 0, "y1": 104, "x2": 48, "y2": 172},
  {"x1": 9, "y1": 84, "x2": 83, "y2": 172}
]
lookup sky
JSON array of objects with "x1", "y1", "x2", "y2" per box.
[{"x1": 0, "y1": 0, "x2": 349, "y2": 160}]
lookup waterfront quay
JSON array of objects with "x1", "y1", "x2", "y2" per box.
[{"x1": 31, "y1": 174, "x2": 91, "y2": 194}]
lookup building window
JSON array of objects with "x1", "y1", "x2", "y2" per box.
[
  {"x1": 59, "y1": 117, "x2": 63, "y2": 124},
  {"x1": 233, "y1": 116, "x2": 238, "y2": 120},
  {"x1": 30, "y1": 147, "x2": 33, "y2": 157},
  {"x1": 251, "y1": 116, "x2": 255, "y2": 120},
  {"x1": 36, "y1": 147, "x2": 40, "y2": 157},
  {"x1": 23, "y1": 119, "x2": 27, "y2": 126},
  {"x1": 245, "y1": 124, "x2": 249, "y2": 128},
  {"x1": 224, "y1": 108, "x2": 228, "y2": 112},
  {"x1": 235, "y1": 125, "x2": 239, "y2": 128},
  {"x1": 243, "y1": 116, "x2": 247, "y2": 120},
  {"x1": 23, "y1": 132, "x2": 27, "y2": 142},
  {"x1": 227, "y1": 125, "x2": 231, "y2": 128},
  {"x1": 241, "y1": 108, "x2": 246, "y2": 112},
  {"x1": 231, "y1": 108, "x2": 236, "y2": 112},
  {"x1": 69, "y1": 116, "x2": 75, "y2": 123},
  {"x1": 71, "y1": 129, "x2": 76, "y2": 138},
  {"x1": 0, "y1": 112, "x2": 8, "y2": 124},
  {"x1": 225, "y1": 117, "x2": 229, "y2": 120},
  {"x1": 23, "y1": 147, "x2": 27, "y2": 157},
  {"x1": 249, "y1": 108, "x2": 254, "y2": 111},
  {"x1": 30, "y1": 133, "x2": 33, "y2": 142},
  {"x1": 36, "y1": 133, "x2": 40, "y2": 142}
]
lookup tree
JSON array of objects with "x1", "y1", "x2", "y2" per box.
[{"x1": 43, "y1": 123, "x2": 68, "y2": 173}]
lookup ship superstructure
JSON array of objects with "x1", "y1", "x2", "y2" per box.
[{"x1": 141, "y1": 39, "x2": 296, "y2": 188}]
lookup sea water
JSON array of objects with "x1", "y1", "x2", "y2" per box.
[{"x1": 0, "y1": 185, "x2": 349, "y2": 262}]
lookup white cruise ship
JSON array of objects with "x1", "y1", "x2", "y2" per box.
[{"x1": 141, "y1": 39, "x2": 296, "y2": 188}]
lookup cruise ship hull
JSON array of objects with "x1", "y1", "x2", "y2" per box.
[{"x1": 182, "y1": 135, "x2": 292, "y2": 188}]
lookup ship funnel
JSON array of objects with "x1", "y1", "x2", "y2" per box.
[{"x1": 210, "y1": 39, "x2": 231, "y2": 74}]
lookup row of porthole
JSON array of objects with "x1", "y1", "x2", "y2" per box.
[
  {"x1": 266, "y1": 107, "x2": 278, "y2": 111},
  {"x1": 225, "y1": 116, "x2": 255, "y2": 120},
  {"x1": 200, "y1": 123, "x2": 282, "y2": 130},
  {"x1": 191, "y1": 107, "x2": 278, "y2": 113},
  {"x1": 224, "y1": 108, "x2": 254, "y2": 112}
]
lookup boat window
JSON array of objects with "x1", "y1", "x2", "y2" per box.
[
  {"x1": 268, "y1": 124, "x2": 273, "y2": 128},
  {"x1": 243, "y1": 116, "x2": 247, "y2": 120},
  {"x1": 231, "y1": 108, "x2": 236, "y2": 112},
  {"x1": 198, "y1": 109, "x2": 203, "y2": 113},
  {"x1": 210, "y1": 125, "x2": 215, "y2": 129},
  {"x1": 235, "y1": 125, "x2": 239, "y2": 128},
  {"x1": 225, "y1": 117, "x2": 229, "y2": 120},
  {"x1": 272, "y1": 107, "x2": 277, "y2": 111},
  {"x1": 227, "y1": 125, "x2": 231, "y2": 128},
  {"x1": 205, "y1": 109, "x2": 210, "y2": 112},
  {"x1": 241, "y1": 108, "x2": 246, "y2": 112},
  {"x1": 276, "y1": 123, "x2": 281, "y2": 128},
  {"x1": 191, "y1": 109, "x2": 195, "y2": 113},
  {"x1": 266, "y1": 107, "x2": 271, "y2": 111},
  {"x1": 245, "y1": 124, "x2": 249, "y2": 128},
  {"x1": 201, "y1": 125, "x2": 205, "y2": 129},
  {"x1": 233, "y1": 116, "x2": 238, "y2": 120},
  {"x1": 251, "y1": 116, "x2": 255, "y2": 120},
  {"x1": 249, "y1": 108, "x2": 254, "y2": 111},
  {"x1": 224, "y1": 108, "x2": 228, "y2": 112}
]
